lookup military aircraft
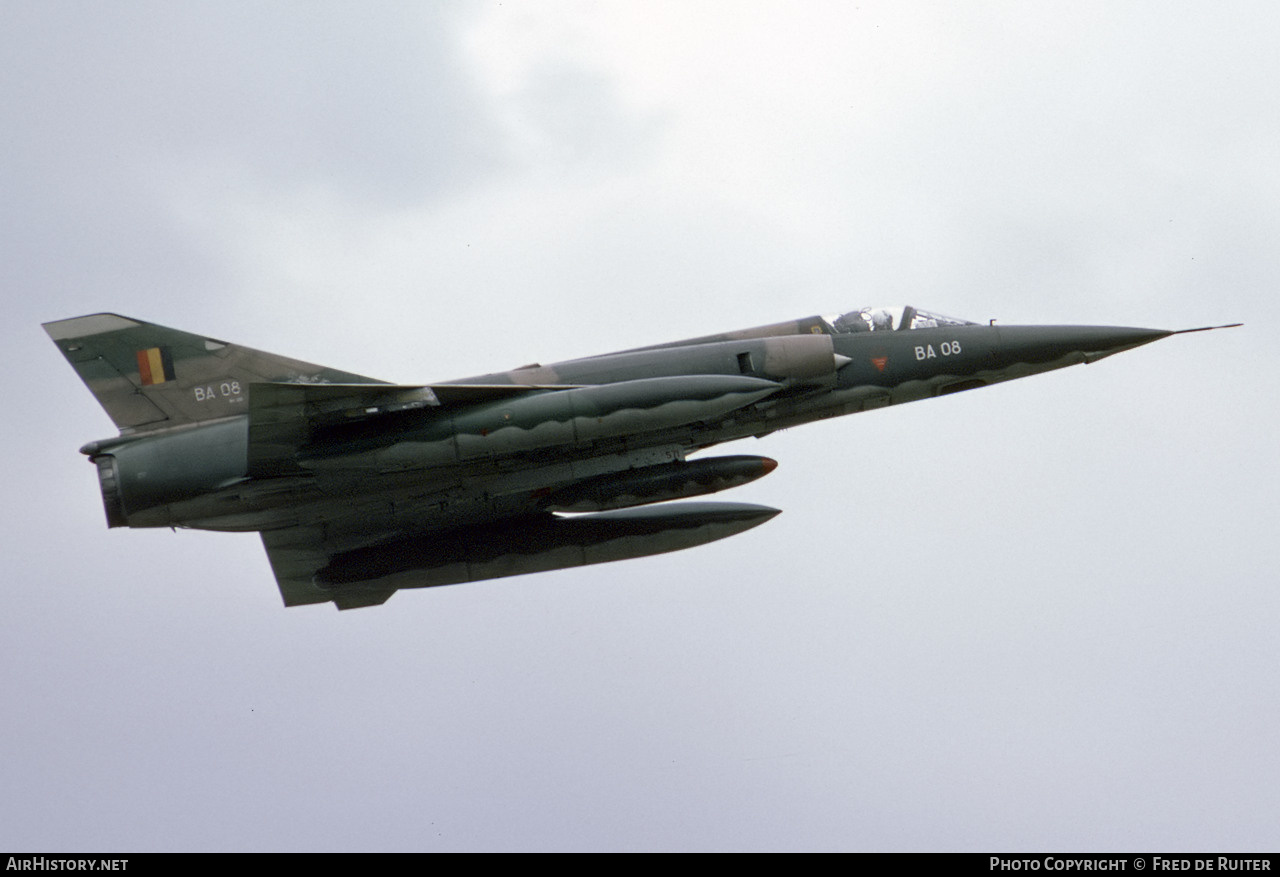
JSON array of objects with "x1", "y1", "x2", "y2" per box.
[{"x1": 44, "y1": 307, "x2": 1237, "y2": 609}]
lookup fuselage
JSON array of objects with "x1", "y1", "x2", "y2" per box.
[{"x1": 93, "y1": 312, "x2": 1171, "y2": 537}]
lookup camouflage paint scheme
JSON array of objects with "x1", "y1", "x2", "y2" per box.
[{"x1": 44, "y1": 307, "x2": 1232, "y2": 609}]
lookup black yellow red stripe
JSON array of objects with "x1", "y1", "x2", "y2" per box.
[{"x1": 136, "y1": 347, "x2": 175, "y2": 385}]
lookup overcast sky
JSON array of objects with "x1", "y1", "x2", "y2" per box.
[{"x1": 2, "y1": 1, "x2": 1276, "y2": 852}]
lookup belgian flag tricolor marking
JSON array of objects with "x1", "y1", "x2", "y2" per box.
[{"x1": 136, "y1": 347, "x2": 176, "y2": 386}]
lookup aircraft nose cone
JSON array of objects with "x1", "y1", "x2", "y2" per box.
[{"x1": 995, "y1": 325, "x2": 1173, "y2": 367}]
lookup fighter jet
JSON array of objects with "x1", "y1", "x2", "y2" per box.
[{"x1": 44, "y1": 307, "x2": 1237, "y2": 609}]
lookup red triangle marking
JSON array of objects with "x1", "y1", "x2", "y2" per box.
[{"x1": 871, "y1": 356, "x2": 888, "y2": 372}]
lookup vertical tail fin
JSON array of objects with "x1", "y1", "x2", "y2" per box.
[{"x1": 43, "y1": 313, "x2": 384, "y2": 434}]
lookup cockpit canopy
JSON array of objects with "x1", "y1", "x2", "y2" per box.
[
  {"x1": 828, "y1": 306, "x2": 976, "y2": 334},
  {"x1": 617, "y1": 305, "x2": 981, "y2": 356}
]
